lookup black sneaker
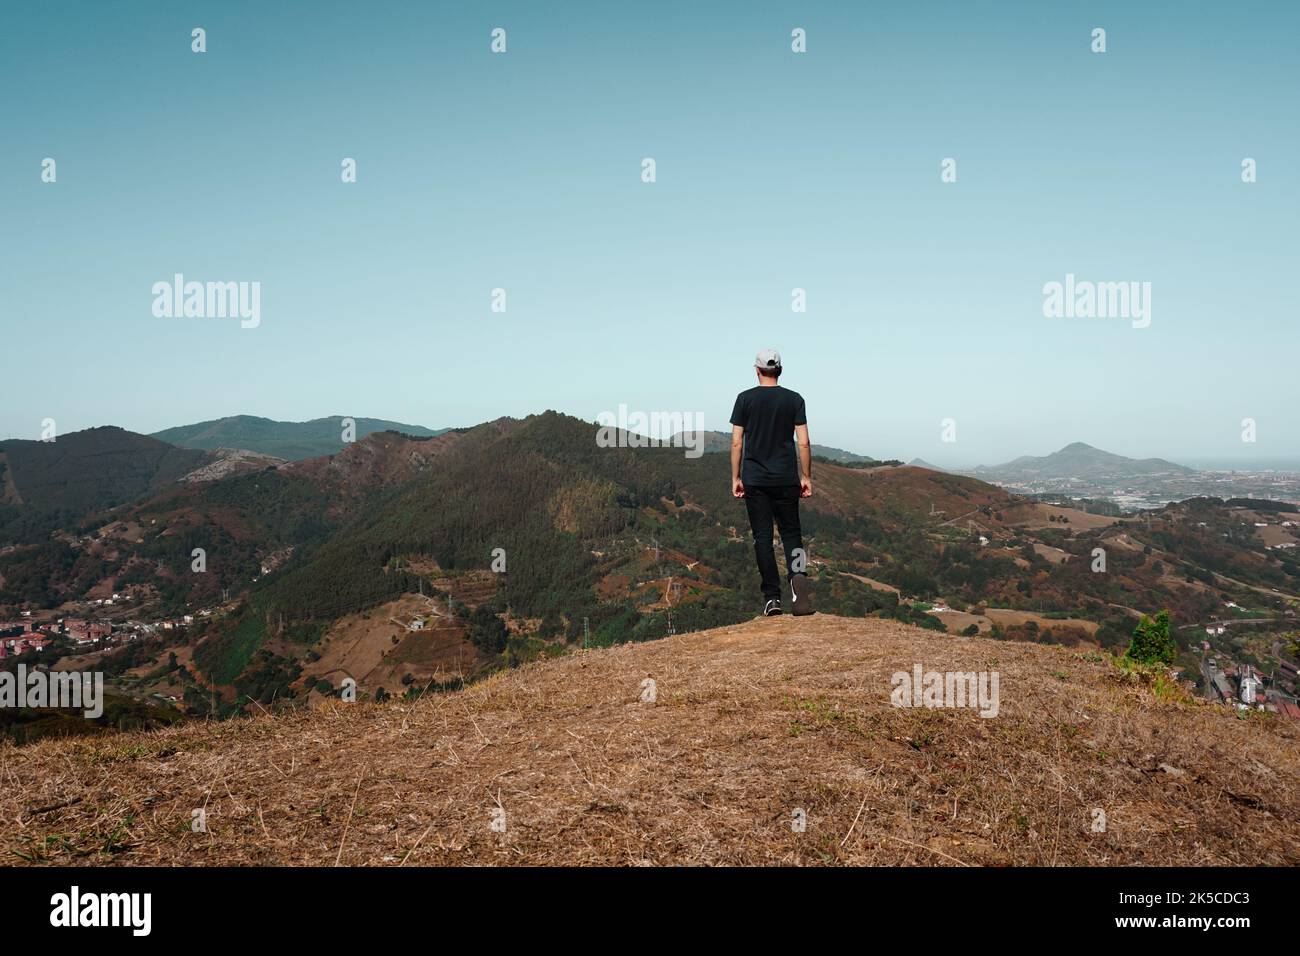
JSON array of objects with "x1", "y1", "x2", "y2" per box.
[
  {"x1": 790, "y1": 574, "x2": 815, "y2": 616},
  {"x1": 763, "y1": 598, "x2": 782, "y2": 617}
]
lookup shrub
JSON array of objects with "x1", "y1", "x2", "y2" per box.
[{"x1": 1127, "y1": 610, "x2": 1177, "y2": 665}]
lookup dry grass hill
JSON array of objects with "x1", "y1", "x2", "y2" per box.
[{"x1": 4, "y1": 615, "x2": 1298, "y2": 866}]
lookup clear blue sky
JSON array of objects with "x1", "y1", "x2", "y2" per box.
[{"x1": 1, "y1": 0, "x2": 1295, "y2": 466}]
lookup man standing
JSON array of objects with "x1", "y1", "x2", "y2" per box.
[{"x1": 730, "y1": 349, "x2": 814, "y2": 617}]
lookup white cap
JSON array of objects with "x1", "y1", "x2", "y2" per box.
[{"x1": 755, "y1": 348, "x2": 782, "y2": 370}]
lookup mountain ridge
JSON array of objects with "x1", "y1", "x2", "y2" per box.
[
  {"x1": 151, "y1": 414, "x2": 449, "y2": 461},
  {"x1": 970, "y1": 441, "x2": 1194, "y2": 480}
]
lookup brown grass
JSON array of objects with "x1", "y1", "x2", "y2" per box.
[
  {"x1": 983, "y1": 609, "x2": 1100, "y2": 636},
  {"x1": 1002, "y1": 502, "x2": 1119, "y2": 532},
  {"x1": 2, "y1": 615, "x2": 1297, "y2": 866}
]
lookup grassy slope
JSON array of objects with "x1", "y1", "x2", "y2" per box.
[{"x1": 4, "y1": 615, "x2": 1296, "y2": 866}]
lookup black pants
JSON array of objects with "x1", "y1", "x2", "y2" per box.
[{"x1": 743, "y1": 484, "x2": 804, "y2": 600}]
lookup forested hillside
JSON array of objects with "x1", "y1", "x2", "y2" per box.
[{"x1": 0, "y1": 427, "x2": 209, "y2": 545}]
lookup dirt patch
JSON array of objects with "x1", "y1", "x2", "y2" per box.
[
  {"x1": 301, "y1": 594, "x2": 485, "y2": 693},
  {"x1": 840, "y1": 572, "x2": 901, "y2": 596},
  {"x1": 1032, "y1": 543, "x2": 1070, "y2": 565},
  {"x1": 1003, "y1": 503, "x2": 1118, "y2": 532},
  {"x1": 935, "y1": 610, "x2": 988, "y2": 635},
  {"x1": 1255, "y1": 524, "x2": 1300, "y2": 548},
  {"x1": 984, "y1": 609, "x2": 1099, "y2": 636}
]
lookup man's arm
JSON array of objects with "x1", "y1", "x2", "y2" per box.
[
  {"x1": 730, "y1": 424, "x2": 745, "y2": 497},
  {"x1": 795, "y1": 423, "x2": 812, "y2": 497}
]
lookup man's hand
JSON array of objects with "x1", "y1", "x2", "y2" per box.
[
  {"x1": 730, "y1": 425, "x2": 745, "y2": 500},
  {"x1": 795, "y1": 424, "x2": 813, "y2": 499}
]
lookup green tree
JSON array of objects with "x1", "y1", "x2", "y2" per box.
[{"x1": 1127, "y1": 610, "x2": 1177, "y2": 665}]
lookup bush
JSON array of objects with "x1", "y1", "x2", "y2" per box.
[{"x1": 1127, "y1": 610, "x2": 1177, "y2": 665}]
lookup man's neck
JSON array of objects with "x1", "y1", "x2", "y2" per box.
[{"x1": 757, "y1": 377, "x2": 780, "y2": 388}]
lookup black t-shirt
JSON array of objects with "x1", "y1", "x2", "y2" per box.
[{"x1": 729, "y1": 385, "x2": 807, "y2": 486}]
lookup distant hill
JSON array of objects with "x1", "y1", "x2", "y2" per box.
[
  {"x1": 673, "y1": 429, "x2": 875, "y2": 463},
  {"x1": 6, "y1": 614, "x2": 1296, "y2": 865},
  {"x1": 152, "y1": 415, "x2": 448, "y2": 461},
  {"x1": 970, "y1": 442, "x2": 1194, "y2": 482},
  {"x1": 908, "y1": 458, "x2": 947, "y2": 472},
  {"x1": 0, "y1": 427, "x2": 209, "y2": 542}
]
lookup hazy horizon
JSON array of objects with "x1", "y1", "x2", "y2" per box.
[{"x1": 3, "y1": 1, "x2": 1296, "y2": 466}]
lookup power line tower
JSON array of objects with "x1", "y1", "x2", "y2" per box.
[{"x1": 582, "y1": 616, "x2": 590, "y2": 649}]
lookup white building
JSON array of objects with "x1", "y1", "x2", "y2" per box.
[{"x1": 1240, "y1": 668, "x2": 1261, "y2": 705}]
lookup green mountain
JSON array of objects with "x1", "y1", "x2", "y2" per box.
[
  {"x1": 151, "y1": 415, "x2": 448, "y2": 461},
  {"x1": 0, "y1": 427, "x2": 209, "y2": 543}
]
